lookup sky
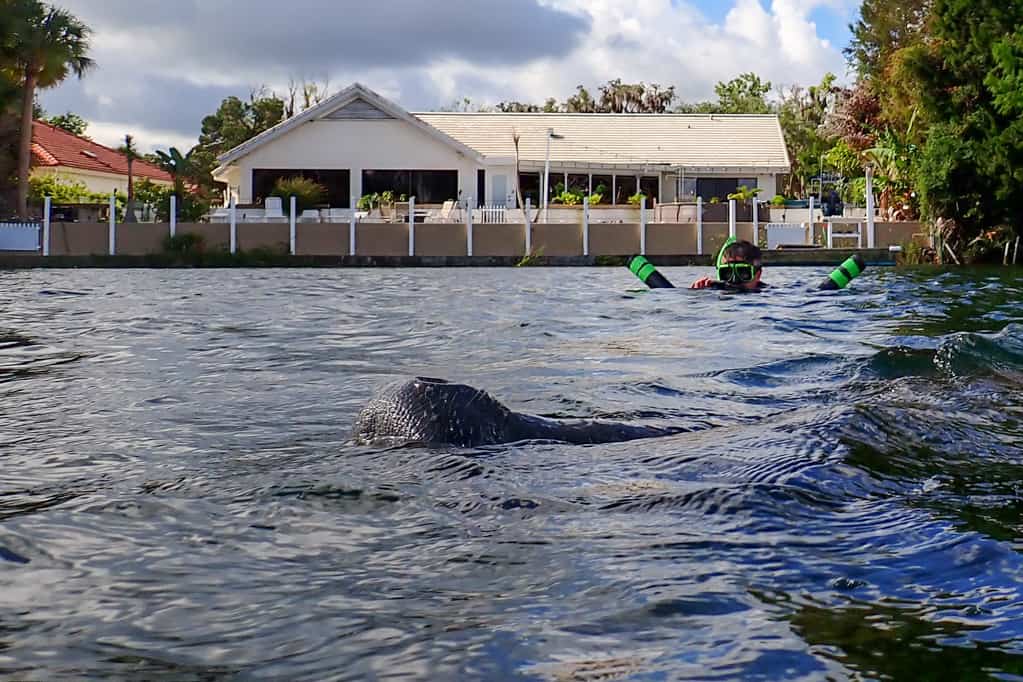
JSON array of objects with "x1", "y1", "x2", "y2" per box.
[{"x1": 39, "y1": 0, "x2": 861, "y2": 153}]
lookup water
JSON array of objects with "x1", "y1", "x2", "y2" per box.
[{"x1": 1, "y1": 265, "x2": 1021, "y2": 680}]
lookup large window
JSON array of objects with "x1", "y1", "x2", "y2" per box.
[
  {"x1": 696, "y1": 178, "x2": 758, "y2": 202},
  {"x1": 518, "y1": 172, "x2": 540, "y2": 205},
  {"x1": 614, "y1": 175, "x2": 637, "y2": 205},
  {"x1": 639, "y1": 176, "x2": 660, "y2": 204},
  {"x1": 361, "y1": 169, "x2": 458, "y2": 204},
  {"x1": 591, "y1": 175, "x2": 612, "y2": 204},
  {"x1": 252, "y1": 169, "x2": 350, "y2": 207}
]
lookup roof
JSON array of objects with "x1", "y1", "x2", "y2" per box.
[
  {"x1": 215, "y1": 83, "x2": 484, "y2": 169},
  {"x1": 31, "y1": 121, "x2": 173, "y2": 183},
  {"x1": 213, "y1": 83, "x2": 790, "y2": 175},
  {"x1": 415, "y1": 112, "x2": 790, "y2": 173}
]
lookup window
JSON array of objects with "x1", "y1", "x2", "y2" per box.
[
  {"x1": 696, "y1": 178, "x2": 742, "y2": 203},
  {"x1": 614, "y1": 175, "x2": 637, "y2": 204},
  {"x1": 591, "y1": 175, "x2": 612, "y2": 204},
  {"x1": 640, "y1": 176, "x2": 660, "y2": 204},
  {"x1": 361, "y1": 169, "x2": 458, "y2": 204},
  {"x1": 518, "y1": 172, "x2": 540, "y2": 206},
  {"x1": 567, "y1": 174, "x2": 589, "y2": 195},
  {"x1": 679, "y1": 177, "x2": 697, "y2": 201},
  {"x1": 252, "y1": 169, "x2": 351, "y2": 207}
]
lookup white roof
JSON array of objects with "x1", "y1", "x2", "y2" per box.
[
  {"x1": 416, "y1": 112, "x2": 791, "y2": 173},
  {"x1": 215, "y1": 83, "x2": 790, "y2": 175}
]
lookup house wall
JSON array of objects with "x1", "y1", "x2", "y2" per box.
[
  {"x1": 33, "y1": 167, "x2": 173, "y2": 197},
  {"x1": 224, "y1": 119, "x2": 479, "y2": 206}
]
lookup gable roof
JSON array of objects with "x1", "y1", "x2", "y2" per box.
[
  {"x1": 31, "y1": 121, "x2": 173, "y2": 183},
  {"x1": 415, "y1": 112, "x2": 790, "y2": 173},
  {"x1": 215, "y1": 83, "x2": 485, "y2": 167}
]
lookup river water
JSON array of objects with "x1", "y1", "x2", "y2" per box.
[{"x1": 1, "y1": 266, "x2": 1021, "y2": 680}]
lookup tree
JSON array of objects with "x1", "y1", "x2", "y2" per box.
[
  {"x1": 119, "y1": 133, "x2": 138, "y2": 222},
  {"x1": 44, "y1": 110, "x2": 87, "y2": 136},
  {"x1": 713, "y1": 73, "x2": 772, "y2": 114},
  {"x1": 188, "y1": 90, "x2": 285, "y2": 189},
  {"x1": 777, "y1": 73, "x2": 840, "y2": 195},
  {"x1": 846, "y1": 0, "x2": 933, "y2": 80},
  {"x1": 7, "y1": 0, "x2": 93, "y2": 217}
]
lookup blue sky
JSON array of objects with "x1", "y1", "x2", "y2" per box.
[{"x1": 689, "y1": 0, "x2": 856, "y2": 49}]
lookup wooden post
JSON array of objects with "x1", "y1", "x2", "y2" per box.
[
  {"x1": 696, "y1": 196, "x2": 703, "y2": 255},
  {"x1": 524, "y1": 198, "x2": 532, "y2": 254},
  {"x1": 640, "y1": 196, "x2": 647, "y2": 255},
  {"x1": 108, "y1": 192, "x2": 116, "y2": 255},
  {"x1": 582, "y1": 196, "x2": 589, "y2": 256},
  {"x1": 169, "y1": 194, "x2": 177, "y2": 237},
  {"x1": 464, "y1": 196, "x2": 472, "y2": 257},
  {"x1": 229, "y1": 198, "x2": 237, "y2": 254},
  {"x1": 410, "y1": 196, "x2": 417, "y2": 256},
  {"x1": 349, "y1": 195, "x2": 357, "y2": 256},
  {"x1": 42, "y1": 196, "x2": 51, "y2": 256},
  {"x1": 289, "y1": 196, "x2": 297, "y2": 255}
]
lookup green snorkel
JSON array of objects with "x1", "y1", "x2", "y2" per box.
[{"x1": 627, "y1": 255, "x2": 675, "y2": 288}]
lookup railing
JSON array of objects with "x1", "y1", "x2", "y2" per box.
[
  {"x1": 476, "y1": 205, "x2": 506, "y2": 224},
  {"x1": 0, "y1": 221, "x2": 40, "y2": 251}
]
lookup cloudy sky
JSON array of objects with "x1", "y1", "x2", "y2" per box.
[{"x1": 40, "y1": 0, "x2": 860, "y2": 152}]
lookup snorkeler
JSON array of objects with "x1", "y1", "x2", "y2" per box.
[{"x1": 690, "y1": 239, "x2": 767, "y2": 291}]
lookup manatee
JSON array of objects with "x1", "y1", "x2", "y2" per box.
[{"x1": 352, "y1": 377, "x2": 687, "y2": 447}]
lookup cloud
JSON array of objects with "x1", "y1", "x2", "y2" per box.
[{"x1": 41, "y1": 0, "x2": 853, "y2": 151}]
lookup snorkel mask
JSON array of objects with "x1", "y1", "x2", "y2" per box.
[{"x1": 715, "y1": 237, "x2": 760, "y2": 284}]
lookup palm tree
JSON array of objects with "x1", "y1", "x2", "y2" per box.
[
  {"x1": 120, "y1": 134, "x2": 137, "y2": 222},
  {"x1": 10, "y1": 0, "x2": 93, "y2": 217}
]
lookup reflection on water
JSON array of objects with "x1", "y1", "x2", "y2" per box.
[{"x1": 0, "y1": 266, "x2": 1021, "y2": 679}]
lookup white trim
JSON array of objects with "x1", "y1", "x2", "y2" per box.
[{"x1": 216, "y1": 83, "x2": 485, "y2": 166}]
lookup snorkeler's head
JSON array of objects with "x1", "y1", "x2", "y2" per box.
[{"x1": 716, "y1": 239, "x2": 763, "y2": 289}]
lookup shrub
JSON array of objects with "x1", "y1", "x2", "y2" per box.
[
  {"x1": 162, "y1": 232, "x2": 205, "y2": 254},
  {"x1": 770, "y1": 194, "x2": 786, "y2": 207},
  {"x1": 627, "y1": 192, "x2": 647, "y2": 205},
  {"x1": 270, "y1": 176, "x2": 327, "y2": 212}
]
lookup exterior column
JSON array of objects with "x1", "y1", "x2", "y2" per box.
[
  {"x1": 640, "y1": 196, "x2": 647, "y2": 255},
  {"x1": 696, "y1": 196, "x2": 703, "y2": 255},
  {"x1": 229, "y1": 197, "x2": 237, "y2": 254},
  {"x1": 582, "y1": 196, "x2": 589, "y2": 256},
  {"x1": 524, "y1": 198, "x2": 532, "y2": 254},
  {"x1": 865, "y1": 165, "x2": 876, "y2": 248},
  {"x1": 289, "y1": 196, "x2": 297, "y2": 255},
  {"x1": 728, "y1": 199, "x2": 737, "y2": 239},
  {"x1": 349, "y1": 194, "x2": 357, "y2": 256},
  {"x1": 108, "y1": 193, "x2": 116, "y2": 255},
  {"x1": 464, "y1": 196, "x2": 472, "y2": 256},
  {"x1": 409, "y1": 195, "x2": 417, "y2": 257},
  {"x1": 169, "y1": 194, "x2": 177, "y2": 237}
]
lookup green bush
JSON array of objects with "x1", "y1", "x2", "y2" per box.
[
  {"x1": 770, "y1": 194, "x2": 786, "y2": 207},
  {"x1": 270, "y1": 176, "x2": 327, "y2": 212},
  {"x1": 627, "y1": 192, "x2": 647, "y2": 205},
  {"x1": 162, "y1": 232, "x2": 205, "y2": 254}
]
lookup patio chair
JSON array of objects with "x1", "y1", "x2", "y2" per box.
[
  {"x1": 299, "y1": 209, "x2": 320, "y2": 223},
  {"x1": 325, "y1": 208, "x2": 354, "y2": 223},
  {"x1": 209, "y1": 207, "x2": 230, "y2": 223},
  {"x1": 826, "y1": 220, "x2": 863, "y2": 248}
]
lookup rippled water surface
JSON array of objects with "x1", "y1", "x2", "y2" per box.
[{"x1": 2, "y1": 265, "x2": 1022, "y2": 680}]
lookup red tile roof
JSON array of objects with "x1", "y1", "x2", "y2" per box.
[{"x1": 31, "y1": 120, "x2": 174, "y2": 183}]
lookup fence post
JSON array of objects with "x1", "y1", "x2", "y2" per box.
[
  {"x1": 752, "y1": 198, "x2": 759, "y2": 242},
  {"x1": 640, "y1": 196, "x2": 647, "y2": 255},
  {"x1": 349, "y1": 195, "x2": 357, "y2": 256},
  {"x1": 464, "y1": 196, "x2": 472, "y2": 257},
  {"x1": 229, "y1": 197, "x2": 237, "y2": 254},
  {"x1": 728, "y1": 199, "x2": 737, "y2": 239},
  {"x1": 409, "y1": 196, "x2": 417, "y2": 256},
  {"x1": 169, "y1": 194, "x2": 177, "y2": 237},
  {"x1": 42, "y1": 195, "x2": 51, "y2": 256},
  {"x1": 808, "y1": 196, "x2": 816, "y2": 247},
  {"x1": 109, "y1": 192, "x2": 116, "y2": 255},
  {"x1": 696, "y1": 196, "x2": 703, "y2": 255},
  {"x1": 582, "y1": 196, "x2": 590, "y2": 256},
  {"x1": 524, "y1": 198, "x2": 532, "y2": 254},
  {"x1": 289, "y1": 196, "x2": 297, "y2": 255},
  {"x1": 865, "y1": 166, "x2": 876, "y2": 248}
]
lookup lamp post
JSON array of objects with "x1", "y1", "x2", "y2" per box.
[{"x1": 542, "y1": 128, "x2": 564, "y2": 222}]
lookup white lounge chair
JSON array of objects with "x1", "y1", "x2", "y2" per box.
[{"x1": 264, "y1": 196, "x2": 286, "y2": 222}]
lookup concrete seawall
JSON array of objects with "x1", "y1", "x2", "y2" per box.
[{"x1": 0, "y1": 249, "x2": 897, "y2": 269}]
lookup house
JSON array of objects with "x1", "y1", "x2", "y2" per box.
[
  {"x1": 212, "y1": 83, "x2": 790, "y2": 210},
  {"x1": 31, "y1": 120, "x2": 174, "y2": 196}
]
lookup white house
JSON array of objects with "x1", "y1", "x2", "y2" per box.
[{"x1": 212, "y1": 83, "x2": 791, "y2": 210}]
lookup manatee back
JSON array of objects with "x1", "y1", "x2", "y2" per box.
[{"x1": 352, "y1": 377, "x2": 515, "y2": 447}]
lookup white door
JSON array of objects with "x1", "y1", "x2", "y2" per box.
[{"x1": 491, "y1": 175, "x2": 508, "y2": 207}]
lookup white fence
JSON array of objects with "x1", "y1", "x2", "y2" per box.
[
  {"x1": 476, "y1": 205, "x2": 506, "y2": 224},
  {"x1": 0, "y1": 222, "x2": 40, "y2": 251}
]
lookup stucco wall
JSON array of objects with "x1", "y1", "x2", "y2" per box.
[
  {"x1": 589, "y1": 223, "x2": 641, "y2": 255},
  {"x1": 531, "y1": 224, "x2": 583, "y2": 256},
  {"x1": 33, "y1": 167, "x2": 173, "y2": 197},
  {"x1": 415, "y1": 223, "x2": 468, "y2": 256},
  {"x1": 116, "y1": 224, "x2": 166, "y2": 255},
  {"x1": 299, "y1": 223, "x2": 350, "y2": 256},
  {"x1": 647, "y1": 223, "x2": 699, "y2": 255},
  {"x1": 224, "y1": 118, "x2": 479, "y2": 205},
  {"x1": 474, "y1": 223, "x2": 525, "y2": 256},
  {"x1": 49, "y1": 222, "x2": 109, "y2": 256}
]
